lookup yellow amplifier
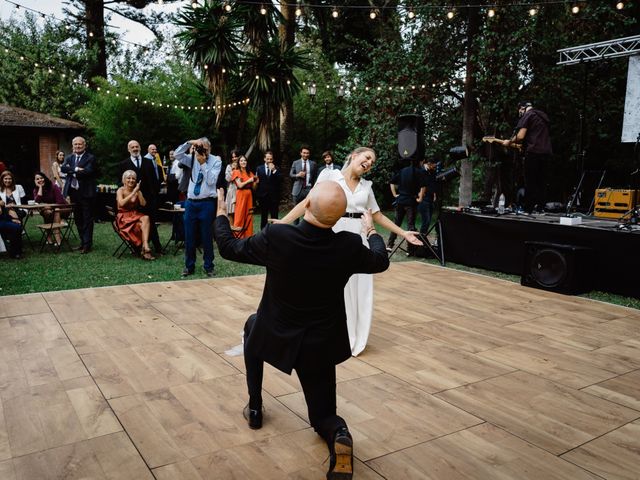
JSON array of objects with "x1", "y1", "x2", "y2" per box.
[{"x1": 594, "y1": 189, "x2": 637, "y2": 219}]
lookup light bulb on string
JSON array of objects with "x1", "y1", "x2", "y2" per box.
[
  {"x1": 487, "y1": 8, "x2": 495, "y2": 18},
  {"x1": 529, "y1": 7, "x2": 538, "y2": 16},
  {"x1": 447, "y1": 10, "x2": 455, "y2": 19},
  {"x1": 295, "y1": 6, "x2": 302, "y2": 17},
  {"x1": 571, "y1": 5, "x2": 580, "y2": 14},
  {"x1": 616, "y1": 1, "x2": 624, "y2": 9},
  {"x1": 369, "y1": 9, "x2": 377, "y2": 20},
  {"x1": 408, "y1": 8, "x2": 415, "y2": 19},
  {"x1": 260, "y1": 5, "x2": 267, "y2": 15},
  {"x1": 331, "y1": 8, "x2": 339, "y2": 18},
  {"x1": 224, "y1": 2, "x2": 232, "y2": 12}
]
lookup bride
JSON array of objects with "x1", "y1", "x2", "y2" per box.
[{"x1": 279, "y1": 146, "x2": 422, "y2": 356}]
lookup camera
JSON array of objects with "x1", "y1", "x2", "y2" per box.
[{"x1": 194, "y1": 144, "x2": 207, "y2": 155}]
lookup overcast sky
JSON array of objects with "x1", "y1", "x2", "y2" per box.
[{"x1": 0, "y1": 0, "x2": 183, "y2": 45}]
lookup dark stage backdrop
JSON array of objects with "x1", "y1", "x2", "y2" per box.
[{"x1": 440, "y1": 210, "x2": 640, "y2": 299}]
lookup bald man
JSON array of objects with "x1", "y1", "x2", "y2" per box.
[{"x1": 214, "y1": 182, "x2": 389, "y2": 479}]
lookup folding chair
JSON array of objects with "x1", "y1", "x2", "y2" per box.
[
  {"x1": 105, "y1": 206, "x2": 139, "y2": 258},
  {"x1": 35, "y1": 204, "x2": 74, "y2": 253}
]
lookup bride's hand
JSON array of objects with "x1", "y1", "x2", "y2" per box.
[{"x1": 403, "y1": 231, "x2": 423, "y2": 246}]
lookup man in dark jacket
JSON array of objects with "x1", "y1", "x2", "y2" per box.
[
  {"x1": 255, "y1": 150, "x2": 281, "y2": 229},
  {"x1": 214, "y1": 181, "x2": 389, "y2": 479},
  {"x1": 61, "y1": 136, "x2": 97, "y2": 254}
]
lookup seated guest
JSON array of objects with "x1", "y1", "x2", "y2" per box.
[
  {"x1": 0, "y1": 170, "x2": 26, "y2": 220},
  {"x1": 33, "y1": 172, "x2": 69, "y2": 246},
  {"x1": 116, "y1": 170, "x2": 155, "y2": 260},
  {"x1": 0, "y1": 201, "x2": 22, "y2": 259}
]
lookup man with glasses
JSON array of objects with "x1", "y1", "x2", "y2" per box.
[{"x1": 174, "y1": 137, "x2": 222, "y2": 277}]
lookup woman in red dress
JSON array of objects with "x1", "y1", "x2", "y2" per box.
[
  {"x1": 231, "y1": 155, "x2": 257, "y2": 238},
  {"x1": 116, "y1": 170, "x2": 154, "y2": 260}
]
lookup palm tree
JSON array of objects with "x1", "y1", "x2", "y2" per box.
[{"x1": 175, "y1": 1, "x2": 308, "y2": 150}]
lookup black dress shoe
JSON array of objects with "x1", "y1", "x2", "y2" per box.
[
  {"x1": 327, "y1": 427, "x2": 353, "y2": 480},
  {"x1": 80, "y1": 247, "x2": 91, "y2": 254},
  {"x1": 181, "y1": 268, "x2": 194, "y2": 278},
  {"x1": 243, "y1": 404, "x2": 263, "y2": 430},
  {"x1": 204, "y1": 269, "x2": 214, "y2": 278}
]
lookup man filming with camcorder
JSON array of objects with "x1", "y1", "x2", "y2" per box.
[{"x1": 173, "y1": 137, "x2": 223, "y2": 278}]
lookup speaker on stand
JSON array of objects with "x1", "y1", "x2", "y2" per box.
[{"x1": 521, "y1": 242, "x2": 593, "y2": 294}]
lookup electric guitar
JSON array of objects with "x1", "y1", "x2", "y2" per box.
[{"x1": 482, "y1": 136, "x2": 522, "y2": 152}]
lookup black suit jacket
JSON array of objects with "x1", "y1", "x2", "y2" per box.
[
  {"x1": 255, "y1": 164, "x2": 282, "y2": 201},
  {"x1": 214, "y1": 216, "x2": 389, "y2": 374},
  {"x1": 119, "y1": 157, "x2": 160, "y2": 204},
  {"x1": 61, "y1": 152, "x2": 97, "y2": 198}
]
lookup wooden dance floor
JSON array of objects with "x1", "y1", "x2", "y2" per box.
[{"x1": 0, "y1": 262, "x2": 639, "y2": 479}]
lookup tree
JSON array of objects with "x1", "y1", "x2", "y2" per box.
[
  {"x1": 63, "y1": 0, "x2": 180, "y2": 81},
  {"x1": 0, "y1": 13, "x2": 89, "y2": 118}
]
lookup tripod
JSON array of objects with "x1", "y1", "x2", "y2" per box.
[{"x1": 387, "y1": 201, "x2": 445, "y2": 266}]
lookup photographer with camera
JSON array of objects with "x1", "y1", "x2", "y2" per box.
[{"x1": 174, "y1": 138, "x2": 223, "y2": 277}]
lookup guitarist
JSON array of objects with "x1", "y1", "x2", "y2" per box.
[{"x1": 504, "y1": 101, "x2": 552, "y2": 214}]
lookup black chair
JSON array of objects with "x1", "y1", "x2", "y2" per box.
[{"x1": 105, "y1": 206, "x2": 139, "y2": 258}]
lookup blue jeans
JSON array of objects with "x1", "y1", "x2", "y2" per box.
[{"x1": 184, "y1": 198, "x2": 215, "y2": 272}]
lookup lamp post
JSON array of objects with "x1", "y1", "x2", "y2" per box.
[{"x1": 307, "y1": 83, "x2": 344, "y2": 150}]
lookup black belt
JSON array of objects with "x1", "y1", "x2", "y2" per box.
[
  {"x1": 188, "y1": 197, "x2": 216, "y2": 203},
  {"x1": 342, "y1": 212, "x2": 363, "y2": 218}
]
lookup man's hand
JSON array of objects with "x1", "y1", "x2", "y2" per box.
[{"x1": 216, "y1": 188, "x2": 227, "y2": 217}]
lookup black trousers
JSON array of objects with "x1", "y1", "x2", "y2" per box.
[
  {"x1": 68, "y1": 190, "x2": 95, "y2": 249},
  {"x1": 243, "y1": 315, "x2": 346, "y2": 445},
  {"x1": 258, "y1": 197, "x2": 279, "y2": 230},
  {"x1": 387, "y1": 203, "x2": 417, "y2": 247},
  {"x1": 524, "y1": 153, "x2": 549, "y2": 212}
]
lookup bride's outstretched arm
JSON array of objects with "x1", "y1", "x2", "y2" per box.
[{"x1": 276, "y1": 198, "x2": 306, "y2": 224}]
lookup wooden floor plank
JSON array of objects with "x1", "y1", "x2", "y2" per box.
[
  {"x1": 368, "y1": 423, "x2": 602, "y2": 480},
  {"x1": 1, "y1": 262, "x2": 638, "y2": 479},
  {"x1": 436, "y1": 370, "x2": 640, "y2": 455},
  {"x1": 561, "y1": 420, "x2": 640, "y2": 480}
]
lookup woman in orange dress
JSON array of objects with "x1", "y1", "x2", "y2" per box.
[
  {"x1": 116, "y1": 170, "x2": 154, "y2": 260},
  {"x1": 231, "y1": 155, "x2": 257, "y2": 238}
]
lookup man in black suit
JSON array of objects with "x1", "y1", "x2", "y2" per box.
[
  {"x1": 214, "y1": 181, "x2": 389, "y2": 479},
  {"x1": 120, "y1": 140, "x2": 162, "y2": 254},
  {"x1": 62, "y1": 136, "x2": 97, "y2": 254},
  {"x1": 255, "y1": 150, "x2": 281, "y2": 229}
]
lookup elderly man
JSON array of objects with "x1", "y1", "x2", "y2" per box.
[
  {"x1": 174, "y1": 137, "x2": 222, "y2": 277},
  {"x1": 214, "y1": 181, "x2": 390, "y2": 479},
  {"x1": 61, "y1": 136, "x2": 97, "y2": 254}
]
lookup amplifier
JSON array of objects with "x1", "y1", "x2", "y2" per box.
[{"x1": 594, "y1": 189, "x2": 637, "y2": 219}]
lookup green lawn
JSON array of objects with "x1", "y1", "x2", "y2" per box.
[{"x1": 2, "y1": 212, "x2": 638, "y2": 310}]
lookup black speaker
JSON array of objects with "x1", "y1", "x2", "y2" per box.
[
  {"x1": 397, "y1": 114, "x2": 425, "y2": 162},
  {"x1": 521, "y1": 242, "x2": 593, "y2": 294}
]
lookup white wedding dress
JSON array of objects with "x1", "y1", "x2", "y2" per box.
[{"x1": 316, "y1": 168, "x2": 380, "y2": 356}]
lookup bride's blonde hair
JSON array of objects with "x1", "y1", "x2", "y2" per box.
[{"x1": 341, "y1": 147, "x2": 375, "y2": 172}]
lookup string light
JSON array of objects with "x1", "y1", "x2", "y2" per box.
[
  {"x1": 331, "y1": 7, "x2": 339, "y2": 18},
  {"x1": 369, "y1": 9, "x2": 378, "y2": 20},
  {"x1": 191, "y1": 1, "x2": 198, "y2": 8},
  {"x1": 447, "y1": 10, "x2": 455, "y2": 19},
  {"x1": 571, "y1": 4, "x2": 580, "y2": 13},
  {"x1": 616, "y1": 1, "x2": 624, "y2": 9},
  {"x1": 529, "y1": 7, "x2": 538, "y2": 16},
  {"x1": 260, "y1": 5, "x2": 267, "y2": 15},
  {"x1": 487, "y1": 8, "x2": 495, "y2": 17},
  {"x1": 224, "y1": 2, "x2": 232, "y2": 12},
  {"x1": 407, "y1": 8, "x2": 415, "y2": 19}
]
